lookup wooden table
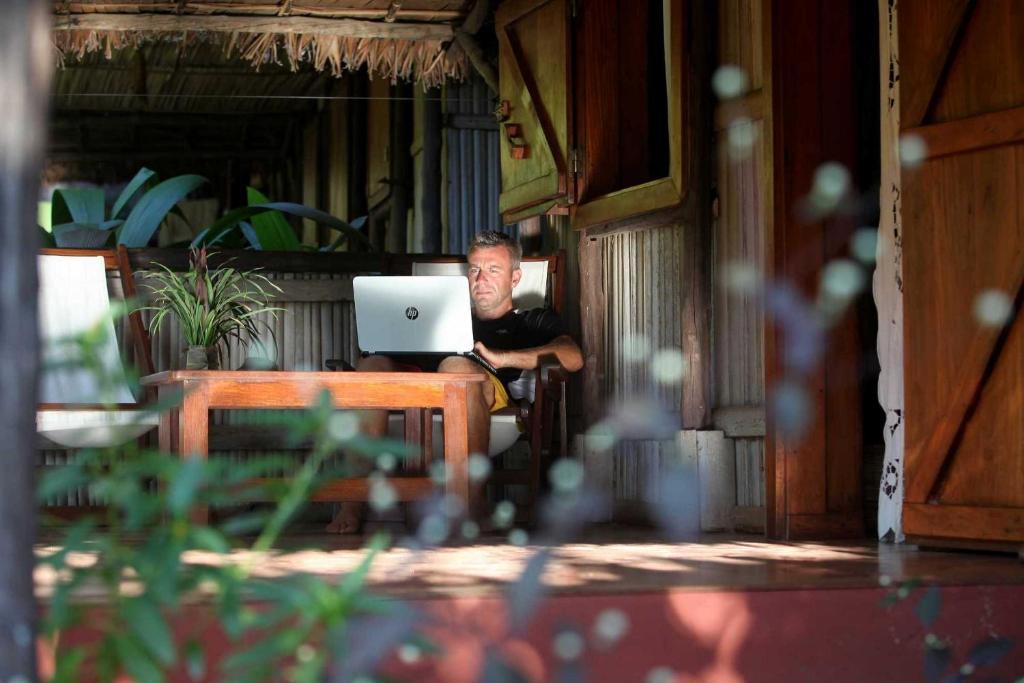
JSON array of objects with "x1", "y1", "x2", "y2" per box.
[{"x1": 140, "y1": 370, "x2": 487, "y2": 522}]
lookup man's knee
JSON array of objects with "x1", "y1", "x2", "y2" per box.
[
  {"x1": 437, "y1": 355, "x2": 478, "y2": 374},
  {"x1": 437, "y1": 356, "x2": 495, "y2": 410},
  {"x1": 356, "y1": 354, "x2": 396, "y2": 372}
]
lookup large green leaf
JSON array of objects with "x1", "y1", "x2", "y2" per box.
[
  {"x1": 51, "y1": 220, "x2": 122, "y2": 248},
  {"x1": 123, "y1": 595, "x2": 176, "y2": 666},
  {"x1": 111, "y1": 167, "x2": 156, "y2": 220},
  {"x1": 192, "y1": 203, "x2": 372, "y2": 251},
  {"x1": 51, "y1": 187, "x2": 105, "y2": 226},
  {"x1": 38, "y1": 225, "x2": 55, "y2": 247},
  {"x1": 246, "y1": 187, "x2": 301, "y2": 251},
  {"x1": 119, "y1": 174, "x2": 207, "y2": 248}
]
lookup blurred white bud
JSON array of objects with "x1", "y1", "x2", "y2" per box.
[
  {"x1": 712, "y1": 64, "x2": 750, "y2": 100},
  {"x1": 974, "y1": 289, "x2": 1013, "y2": 327},
  {"x1": 899, "y1": 134, "x2": 928, "y2": 168}
]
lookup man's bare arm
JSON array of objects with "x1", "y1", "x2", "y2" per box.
[{"x1": 474, "y1": 335, "x2": 584, "y2": 373}]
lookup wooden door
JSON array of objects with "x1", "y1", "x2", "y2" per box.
[
  {"x1": 495, "y1": 0, "x2": 574, "y2": 222},
  {"x1": 900, "y1": 0, "x2": 1024, "y2": 547}
]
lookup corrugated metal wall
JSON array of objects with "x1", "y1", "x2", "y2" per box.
[
  {"x1": 444, "y1": 76, "x2": 502, "y2": 253},
  {"x1": 598, "y1": 224, "x2": 686, "y2": 504}
]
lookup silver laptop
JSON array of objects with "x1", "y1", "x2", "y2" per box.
[{"x1": 353, "y1": 275, "x2": 476, "y2": 356}]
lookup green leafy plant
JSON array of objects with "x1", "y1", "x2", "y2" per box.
[
  {"x1": 48, "y1": 168, "x2": 207, "y2": 249},
  {"x1": 192, "y1": 186, "x2": 370, "y2": 252},
  {"x1": 143, "y1": 247, "x2": 282, "y2": 363}
]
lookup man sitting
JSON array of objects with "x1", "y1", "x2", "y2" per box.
[{"x1": 327, "y1": 230, "x2": 584, "y2": 533}]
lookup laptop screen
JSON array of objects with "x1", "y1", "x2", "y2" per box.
[{"x1": 353, "y1": 275, "x2": 475, "y2": 354}]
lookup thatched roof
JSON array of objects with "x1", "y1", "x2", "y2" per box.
[{"x1": 53, "y1": 1, "x2": 472, "y2": 88}]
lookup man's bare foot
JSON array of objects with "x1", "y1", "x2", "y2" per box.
[{"x1": 326, "y1": 502, "x2": 364, "y2": 534}]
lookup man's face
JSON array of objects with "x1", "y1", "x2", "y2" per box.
[{"x1": 467, "y1": 245, "x2": 521, "y2": 316}]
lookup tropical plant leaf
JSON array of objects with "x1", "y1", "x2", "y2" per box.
[
  {"x1": 123, "y1": 595, "x2": 176, "y2": 666},
  {"x1": 113, "y1": 631, "x2": 164, "y2": 683},
  {"x1": 39, "y1": 225, "x2": 55, "y2": 247},
  {"x1": 193, "y1": 203, "x2": 371, "y2": 251},
  {"x1": 246, "y1": 187, "x2": 302, "y2": 251},
  {"x1": 119, "y1": 174, "x2": 207, "y2": 247},
  {"x1": 52, "y1": 187, "x2": 105, "y2": 226},
  {"x1": 238, "y1": 220, "x2": 261, "y2": 250},
  {"x1": 51, "y1": 220, "x2": 122, "y2": 248},
  {"x1": 111, "y1": 167, "x2": 156, "y2": 219}
]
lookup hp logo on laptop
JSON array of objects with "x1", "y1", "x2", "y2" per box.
[{"x1": 405, "y1": 307, "x2": 419, "y2": 320}]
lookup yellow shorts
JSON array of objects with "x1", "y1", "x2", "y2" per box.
[{"x1": 487, "y1": 372, "x2": 510, "y2": 412}]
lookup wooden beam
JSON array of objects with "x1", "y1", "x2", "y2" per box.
[
  {"x1": 904, "y1": 503, "x2": 1024, "y2": 544},
  {"x1": 1, "y1": 2, "x2": 50, "y2": 678},
  {"x1": 53, "y1": 13, "x2": 455, "y2": 41},
  {"x1": 712, "y1": 406, "x2": 766, "y2": 438},
  {"x1": 905, "y1": 105, "x2": 1024, "y2": 161}
]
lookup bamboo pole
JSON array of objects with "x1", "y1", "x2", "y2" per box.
[{"x1": 0, "y1": 2, "x2": 51, "y2": 678}]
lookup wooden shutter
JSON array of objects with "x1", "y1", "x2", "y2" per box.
[
  {"x1": 496, "y1": 0, "x2": 574, "y2": 222},
  {"x1": 900, "y1": 0, "x2": 1024, "y2": 547}
]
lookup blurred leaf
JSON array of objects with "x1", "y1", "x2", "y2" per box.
[
  {"x1": 328, "y1": 607, "x2": 421, "y2": 683},
  {"x1": 924, "y1": 642, "x2": 952, "y2": 683},
  {"x1": 190, "y1": 526, "x2": 230, "y2": 553},
  {"x1": 168, "y1": 457, "x2": 207, "y2": 516},
  {"x1": 247, "y1": 187, "x2": 302, "y2": 251},
  {"x1": 222, "y1": 626, "x2": 305, "y2": 674},
  {"x1": 219, "y1": 510, "x2": 270, "y2": 536},
  {"x1": 123, "y1": 595, "x2": 176, "y2": 666},
  {"x1": 915, "y1": 585, "x2": 942, "y2": 628},
  {"x1": 112, "y1": 167, "x2": 156, "y2": 219},
  {"x1": 184, "y1": 639, "x2": 206, "y2": 681},
  {"x1": 120, "y1": 174, "x2": 207, "y2": 247},
  {"x1": 481, "y1": 648, "x2": 531, "y2": 683},
  {"x1": 506, "y1": 548, "x2": 550, "y2": 634},
  {"x1": 38, "y1": 462, "x2": 89, "y2": 502},
  {"x1": 338, "y1": 533, "x2": 389, "y2": 599},
  {"x1": 969, "y1": 637, "x2": 1014, "y2": 667},
  {"x1": 113, "y1": 631, "x2": 164, "y2": 683},
  {"x1": 51, "y1": 645, "x2": 87, "y2": 683}
]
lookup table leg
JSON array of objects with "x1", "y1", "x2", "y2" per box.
[
  {"x1": 442, "y1": 383, "x2": 473, "y2": 515},
  {"x1": 179, "y1": 381, "x2": 211, "y2": 525}
]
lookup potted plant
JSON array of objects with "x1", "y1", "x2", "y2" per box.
[{"x1": 143, "y1": 247, "x2": 282, "y2": 369}]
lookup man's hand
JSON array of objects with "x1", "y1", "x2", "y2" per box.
[{"x1": 474, "y1": 341, "x2": 508, "y2": 369}]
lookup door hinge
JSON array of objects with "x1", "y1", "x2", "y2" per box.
[{"x1": 569, "y1": 147, "x2": 580, "y2": 176}]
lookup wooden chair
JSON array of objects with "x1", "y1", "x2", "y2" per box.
[
  {"x1": 37, "y1": 247, "x2": 157, "y2": 449},
  {"x1": 390, "y1": 250, "x2": 570, "y2": 523}
]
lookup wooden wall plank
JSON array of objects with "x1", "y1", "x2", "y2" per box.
[
  {"x1": 897, "y1": 0, "x2": 973, "y2": 127},
  {"x1": 929, "y1": 0, "x2": 1024, "y2": 125}
]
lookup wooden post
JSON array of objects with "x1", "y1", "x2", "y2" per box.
[
  {"x1": 0, "y1": 2, "x2": 51, "y2": 678},
  {"x1": 388, "y1": 82, "x2": 414, "y2": 254},
  {"x1": 421, "y1": 86, "x2": 444, "y2": 254},
  {"x1": 680, "y1": 0, "x2": 714, "y2": 429}
]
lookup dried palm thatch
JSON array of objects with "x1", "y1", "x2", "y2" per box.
[{"x1": 52, "y1": 1, "x2": 472, "y2": 87}]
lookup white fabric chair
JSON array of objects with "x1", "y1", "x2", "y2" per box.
[{"x1": 37, "y1": 251, "x2": 157, "y2": 449}]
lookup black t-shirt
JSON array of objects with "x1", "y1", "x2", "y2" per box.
[{"x1": 473, "y1": 308, "x2": 566, "y2": 388}]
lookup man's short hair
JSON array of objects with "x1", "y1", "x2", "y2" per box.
[{"x1": 468, "y1": 231, "x2": 522, "y2": 269}]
